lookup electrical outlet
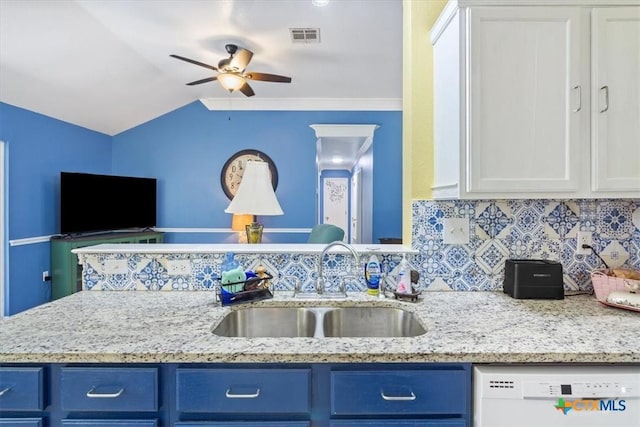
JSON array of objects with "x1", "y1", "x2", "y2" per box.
[
  {"x1": 166, "y1": 259, "x2": 191, "y2": 275},
  {"x1": 104, "y1": 259, "x2": 128, "y2": 274},
  {"x1": 42, "y1": 271, "x2": 50, "y2": 282},
  {"x1": 577, "y1": 231, "x2": 592, "y2": 255}
]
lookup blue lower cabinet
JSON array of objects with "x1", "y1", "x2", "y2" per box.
[
  {"x1": 0, "y1": 368, "x2": 44, "y2": 411},
  {"x1": 59, "y1": 367, "x2": 158, "y2": 412},
  {"x1": 330, "y1": 421, "x2": 466, "y2": 427},
  {"x1": 176, "y1": 368, "x2": 311, "y2": 414},
  {"x1": 60, "y1": 421, "x2": 157, "y2": 426},
  {"x1": 174, "y1": 423, "x2": 310, "y2": 427},
  {"x1": 331, "y1": 370, "x2": 468, "y2": 416},
  {"x1": 1, "y1": 363, "x2": 470, "y2": 426},
  {"x1": 0, "y1": 419, "x2": 43, "y2": 427}
]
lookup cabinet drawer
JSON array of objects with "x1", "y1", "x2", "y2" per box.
[
  {"x1": 0, "y1": 367, "x2": 44, "y2": 411},
  {"x1": 175, "y1": 423, "x2": 310, "y2": 427},
  {"x1": 61, "y1": 420, "x2": 157, "y2": 426},
  {"x1": 176, "y1": 368, "x2": 311, "y2": 414},
  {"x1": 330, "y1": 370, "x2": 467, "y2": 416},
  {"x1": 331, "y1": 421, "x2": 465, "y2": 427},
  {"x1": 0, "y1": 419, "x2": 43, "y2": 427},
  {"x1": 60, "y1": 367, "x2": 158, "y2": 411}
]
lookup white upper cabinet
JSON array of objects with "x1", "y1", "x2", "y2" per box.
[
  {"x1": 591, "y1": 7, "x2": 640, "y2": 193},
  {"x1": 431, "y1": 0, "x2": 640, "y2": 199}
]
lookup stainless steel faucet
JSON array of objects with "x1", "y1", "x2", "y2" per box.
[{"x1": 316, "y1": 240, "x2": 360, "y2": 296}]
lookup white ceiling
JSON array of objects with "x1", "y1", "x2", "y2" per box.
[{"x1": 0, "y1": 0, "x2": 403, "y2": 138}]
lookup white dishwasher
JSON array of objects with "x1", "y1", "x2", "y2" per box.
[{"x1": 474, "y1": 365, "x2": 640, "y2": 426}]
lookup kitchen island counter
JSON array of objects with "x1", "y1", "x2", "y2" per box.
[{"x1": 1, "y1": 291, "x2": 638, "y2": 364}]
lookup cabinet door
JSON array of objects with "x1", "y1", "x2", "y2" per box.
[
  {"x1": 591, "y1": 7, "x2": 640, "y2": 193},
  {"x1": 467, "y1": 7, "x2": 582, "y2": 193}
]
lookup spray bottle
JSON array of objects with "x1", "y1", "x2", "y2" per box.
[
  {"x1": 395, "y1": 254, "x2": 411, "y2": 294},
  {"x1": 364, "y1": 254, "x2": 382, "y2": 296}
]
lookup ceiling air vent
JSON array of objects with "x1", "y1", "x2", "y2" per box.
[{"x1": 290, "y1": 28, "x2": 320, "y2": 43}]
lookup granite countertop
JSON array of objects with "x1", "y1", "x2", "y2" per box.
[{"x1": 1, "y1": 291, "x2": 639, "y2": 364}]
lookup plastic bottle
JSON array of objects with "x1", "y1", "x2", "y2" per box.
[
  {"x1": 364, "y1": 254, "x2": 382, "y2": 296},
  {"x1": 396, "y1": 255, "x2": 411, "y2": 294},
  {"x1": 221, "y1": 251, "x2": 240, "y2": 273}
]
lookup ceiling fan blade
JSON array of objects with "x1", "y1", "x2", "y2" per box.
[
  {"x1": 239, "y1": 81, "x2": 255, "y2": 97},
  {"x1": 170, "y1": 54, "x2": 218, "y2": 71},
  {"x1": 229, "y1": 48, "x2": 253, "y2": 72},
  {"x1": 246, "y1": 72, "x2": 292, "y2": 83},
  {"x1": 186, "y1": 76, "x2": 218, "y2": 86}
]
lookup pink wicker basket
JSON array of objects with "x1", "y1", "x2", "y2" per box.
[{"x1": 591, "y1": 269, "x2": 640, "y2": 303}]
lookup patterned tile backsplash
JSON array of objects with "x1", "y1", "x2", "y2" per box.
[
  {"x1": 79, "y1": 198, "x2": 639, "y2": 295},
  {"x1": 412, "y1": 199, "x2": 640, "y2": 292}
]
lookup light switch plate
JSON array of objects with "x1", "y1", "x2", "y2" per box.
[{"x1": 443, "y1": 218, "x2": 470, "y2": 244}]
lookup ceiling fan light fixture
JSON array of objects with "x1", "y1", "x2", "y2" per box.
[{"x1": 218, "y1": 72, "x2": 245, "y2": 92}]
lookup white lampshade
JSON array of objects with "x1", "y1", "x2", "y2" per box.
[
  {"x1": 225, "y1": 160, "x2": 283, "y2": 216},
  {"x1": 217, "y1": 72, "x2": 245, "y2": 92}
]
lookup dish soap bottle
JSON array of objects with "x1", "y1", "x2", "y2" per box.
[
  {"x1": 364, "y1": 254, "x2": 382, "y2": 296},
  {"x1": 221, "y1": 252, "x2": 240, "y2": 273},
  {"x1": 395, "y1": 254, "x2": 411, "y2": 294}
]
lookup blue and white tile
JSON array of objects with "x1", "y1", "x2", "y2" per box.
[
  {"x1": 542, "y1": 200, "x2": 580, "y2": 239},
  {"x1": 633, "y1": 204, "x2": 640, "y2": 231},
  {"x1": 475, "y1": 239, "x2": 509, "y2": 275},
  {"x1": 81, "y1": 262, "x2": 105, "y2": 291},
  {"x1": 474, "y1": 201, "x2": 513, "y2": 239},
  {"x1": 508, "y1": 199, "x2": 546, "y2": 240},
  {"x1": 600, "y1": 240, "x2": 629, "y2": 268},
  {"x1": 414, "y1": 200, "x2": 455, "y2": 239},
  {"x1": 504, "y1": 234, "x2": 533, "y2": 259},
  {"x1": 598, "y1": 200, "x2": 634, "y2": 239}
]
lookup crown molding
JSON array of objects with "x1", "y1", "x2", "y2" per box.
[{"x1": 199, "y1": 97, "x2": 402, "y2": 111}]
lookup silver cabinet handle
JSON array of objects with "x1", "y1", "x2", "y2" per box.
[
  {"x1": 600, "y1": 85, "x2": 609, "y2": 112},
  {"x1": 0, "y1": 387, "x2": 11, "y2": 396},
  {"x1": 380, "y1": 389, "x2": 416, "y2": 401},
  {"x1": 86, "y1": 386, "x2": 124, "y2": 398},
  {"x1": 225, "y1": 388, "x2": 261, "y2": 399},
  {"x1": 573, "y1": 85, "x2": 582, "y2": 112}
]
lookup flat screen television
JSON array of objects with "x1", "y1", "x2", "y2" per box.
[{"x1": 60, "y1": 172, "x2": 157, "y2": 235}]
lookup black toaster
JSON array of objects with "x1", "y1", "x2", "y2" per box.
[{"x1": 503, "y1": 259, "x2": 564, "y2": 299}]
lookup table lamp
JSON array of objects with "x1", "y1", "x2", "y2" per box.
[
  {"x1": 224, "y1": 160, "x2": 283, "y2": 243},
  {"x1": 231, "y1": 214, "x2": 253, "y2": 243}
]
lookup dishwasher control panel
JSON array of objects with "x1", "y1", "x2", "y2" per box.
[{"x1": 523, "y1": 381, "x2": 638, "y2": 398}]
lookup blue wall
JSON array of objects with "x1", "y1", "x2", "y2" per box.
[
  {"x1": 112, "y1": 102, "x2": 402, "y2": 243},
  {"x1": 0, "y1": 101, "x2": 402, "y2": 314},
  {"x1": 0, "y1": 102, "x2": 112, "y2": 315}
]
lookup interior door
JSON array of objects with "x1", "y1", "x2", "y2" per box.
[
  {"x1": 322, "y1": 177, "x2": 348, "y2": 239},
  {"x1": 350, "y1": 168, "x2": 361, "y2": 244}
]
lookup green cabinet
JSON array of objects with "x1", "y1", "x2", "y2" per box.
[{"x1": 50, "y1": 231, "x2": 163, "y2": 300}]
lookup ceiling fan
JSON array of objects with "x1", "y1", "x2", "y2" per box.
[{"x1": 170, "y1": 44, "x2": 292, "y2": 97}]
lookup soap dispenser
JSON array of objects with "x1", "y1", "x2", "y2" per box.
[
  {"x1": 221, "y1": 251, "x2": 240, "y2": 273},
  {"x1": 395, "y1": 254, "x2": 411, "y2": 294}
]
